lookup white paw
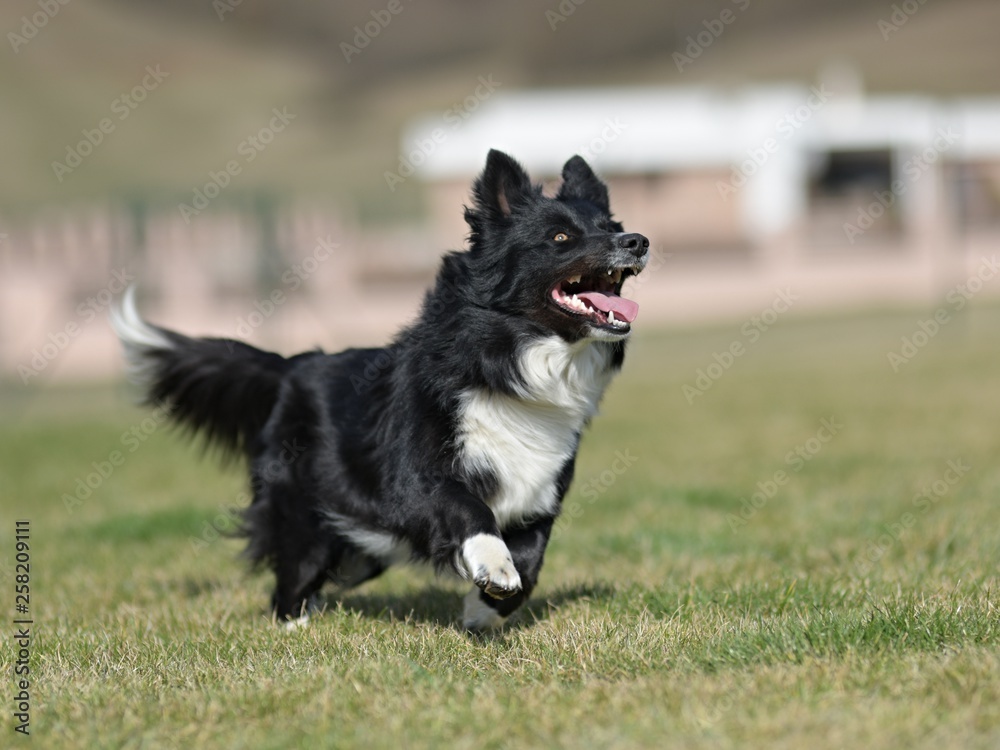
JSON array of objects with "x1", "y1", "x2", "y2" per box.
[
  {"x1": 460, "y1": 533, "x2": 522, "y2": 599},
  {"x1": 279, "y1": 595, "x2": 319, "y2": 631},
  {"x1": 462, "y1": 587, "x2": 508, "y2": 631},
  {"x1": 281, "y1": 613, "x2": 310, "y2": 632}
]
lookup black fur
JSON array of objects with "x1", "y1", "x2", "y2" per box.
[{"x1": 114, "y1": 150, "x2": 649, "y2": 627}]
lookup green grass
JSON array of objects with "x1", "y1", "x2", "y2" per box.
[{"x1": 2, "y1": 305, "x2": 1000, "y2": 749}]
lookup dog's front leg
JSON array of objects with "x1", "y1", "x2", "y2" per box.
[
  {"x1": 419, "y1": 486, "x2": 522, "y2": 600},
  {"x1": 462, "y1": 515, "x2": 555, "y2": 630}
]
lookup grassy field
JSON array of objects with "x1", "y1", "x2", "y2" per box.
[{"x1": 2, "y1": 304, "x2": 999, "y2": 749}]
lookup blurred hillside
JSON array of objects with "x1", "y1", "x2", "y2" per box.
[{"x1": 3, "y1": 0, "x2": 999, "y2": 219}]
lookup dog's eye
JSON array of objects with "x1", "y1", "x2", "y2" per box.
[{"x1": 553, "y1": 232, "x2": 570, "y2": 242}]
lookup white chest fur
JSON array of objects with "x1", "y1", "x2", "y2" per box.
[{"x1": 458, "y1": 336, "x2": 615, "y2": 529}]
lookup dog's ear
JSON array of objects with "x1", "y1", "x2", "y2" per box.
[
  {"x1": 557, "y1": 155, "x2": 610, "y2": 213},
  {"x1": 470, "y1": 149, "x2": 534, "y2": 222}
]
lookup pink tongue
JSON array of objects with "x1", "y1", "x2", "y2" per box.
[{"x1": 577, "y1": 292, "x2": 639, "y2": 323}]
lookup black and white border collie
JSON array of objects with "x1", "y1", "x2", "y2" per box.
[{"x1": 111, "y1": 150, "x2": 649, "y2": 630}]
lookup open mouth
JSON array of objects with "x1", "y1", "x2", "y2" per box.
[{"x1": 550, "y1": 265, "x2": 642, "y2": 333}]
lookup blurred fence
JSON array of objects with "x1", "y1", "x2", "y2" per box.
[{"x1": 4, "y1": 150, "x2": 1000, "y2": 384}]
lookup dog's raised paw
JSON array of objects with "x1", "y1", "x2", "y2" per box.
[
  {"x1": 461, "y1": 533, "x2": 522, "y2": 600},
  {"x1": 474, "y1": 569, "x2": 521, "y2": 599}
]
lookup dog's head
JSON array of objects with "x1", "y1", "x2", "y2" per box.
[{"x1": 463, "y1": 149, "x2": 649, "y2": 342}]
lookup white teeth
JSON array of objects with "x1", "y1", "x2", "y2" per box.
[
  {"x1": 611, "y1": 269, "x2": 623, "y2": 285},
  {"x1": 604, "y1": 309, "x2": 628, "y2": 329},
  {"x1": 567, "y1": 274, "x2": 581, "y2": 285},
  {"x1": 566, "y1": 293, "x2": 588, "y2": 312},
  {"x1": 606, "y1": 269, "x2": 613, "y2": 276},
  {"x1": 560, "y1": 292, "x2": 595, "y2": 315}
]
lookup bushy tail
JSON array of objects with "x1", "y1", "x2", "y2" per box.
[{"x1": 110, "y1": 287, "x2": 289, "y2": 460}]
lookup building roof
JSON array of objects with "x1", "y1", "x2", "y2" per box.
[
  {"x1": 404, "y1": 84, "x2": 1000, "y2": 178},
  {"x1": 403, "y1": 84, "x2": 1000, "y2": 236}
]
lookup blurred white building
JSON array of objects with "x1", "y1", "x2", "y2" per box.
[{"x1": 404, "y1": 84, "x2": 1000, "y2": 322}]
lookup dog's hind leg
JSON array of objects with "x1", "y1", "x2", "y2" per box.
[
  {"x1": 263, "y1": 493, "x2": 342, "y2": 623},
  {"x1": 329, "y1": 548, "x2": 386, "y2": 590},
  {"x1": 462, "y1": 516, "x2": 554, "y2": 631},
  {"x1": 276, "y1": 544, "x2": 389, "y2": 627},
  {"x1": 272, "y1": 538, "x2": 338, "y2": 625}
]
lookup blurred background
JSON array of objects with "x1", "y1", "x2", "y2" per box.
[{"x1": 3, "y1": 0, "x2": 1000, "y2": 382}]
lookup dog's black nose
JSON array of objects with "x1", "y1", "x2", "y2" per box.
[{"x1": 618, "y1": 233, "x2": 650, "y2": 258}]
